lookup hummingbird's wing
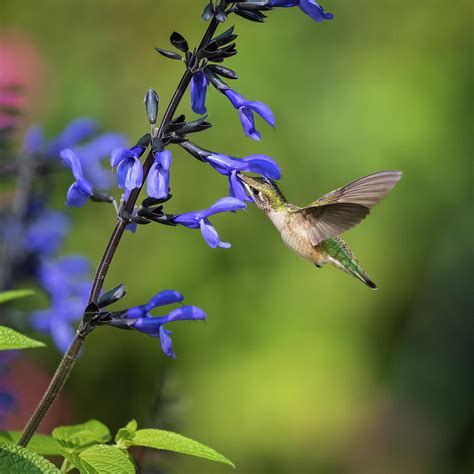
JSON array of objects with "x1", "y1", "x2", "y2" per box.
[{"x1": 297, "y1": 171, "x2": 402, "y2": 246}]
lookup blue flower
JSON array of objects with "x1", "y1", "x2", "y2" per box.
[
  {"x1": 270, "y1": 0, "x2": 333, "y2": 22},
  {"x1": 222, "y1": 88, "x2": 275, "y2": 141},
  {"x1": 127, "y1": 289, "x2": 184, "y2": 318},
  {"x1": 25, "y1": 211, "x2": 70, "y2": 256},
  {"x1": 73, "y1": 133, "x2": 128, "y2": 190},
  {"x1": 36, "y1": 255, "x2": 90, "y2": 299},
  {"x1": 48, "y1": 118, "x2": 97, "y2": 158},
  {"x1": 22, "y1": 120, "x2": 128, "y2": 190},
  {"x1": 22, "y1": 126, "x2": 45, "y2": 154},
  {"x1": 190, "y1": 71, "x2": 209, "y2": 115},
  {"x1": 110, "y1": 144, "x2": 146, "y2": 191},
  {"x1": 31, "y1": 289, "x2": 89, "y2": 353},
  {"x1": 204, "y1": 153, "x2": 281, "y2": 202},
  {"x1": 127, "y1": 305, "x2": 206, "y2": 358},
  {"x1": 32, "y1": 256, "x2": 91, "y2": 352},
  {"x1": 60, "y1": 149, "x2": 93, "y2": 207},
  {"x1": 147, "y1": 150, "x2": 172, "y2": 200},
  {"x1": 24, "y1": 118, "x2": 97, "y2": 158},
  {"x1": 171, "y1": 197, "x2": 246, "y2": 248}
]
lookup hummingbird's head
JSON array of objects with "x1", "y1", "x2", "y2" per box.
[{"x1": 239, "y1": 174, "x2": 287, "y2": 212}]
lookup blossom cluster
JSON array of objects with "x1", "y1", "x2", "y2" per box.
[{"x1": 1, "y1": 119, "x2": 126, "y2": 351}]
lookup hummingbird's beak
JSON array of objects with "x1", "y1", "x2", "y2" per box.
[{"x1": 238, "y1": 174, "x2": 258, "y2": 192}]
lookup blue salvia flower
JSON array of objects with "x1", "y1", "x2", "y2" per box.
[
  {"x1": 127, "y1": 290, "x2": 184, "y2": 318},
  {"x1": 147, "y1": 150, "x2": 172, "y2": 200},
  {"x1": 73, "y1": 133, "x2": 128, "y2": 190},
  {"x1": 171, "y1": 197, "x2": 246, "y2": 248},
  {"x1": 125, "y1": 303, "x2": 206, "y2": 358},
  {"x1": 110, "y1": 144, "x2": 146, "y2": 191},
  {"x1": 204, "y1": 153, "x2": 281, "y2": 202},
  {"x1": 36, "y1": 255, "x2": 90, "y2": 300},
  {"x1": 190, "y1": 71, "x2": 209, "y2": 115},
  {"x1": 31, "y1": 256, "x2": 91, "y2": 352},
  {"x1": 222, "y1": 88, "x2": 275, "y2": 140},
  {"x1": 22, "y1": 120, "x2": 127, "y2": 191},
  {"x1": 25, "y1": 211, "x2": 70, "y2": 256},
  {"x1": 270, "y1": 0, "x2": 333, "y2": 22},
  {"x1": 23, "y1": 118, "x2": 97, "y2": 158},
  {"x1": 60, "y1": 149, "x2": 93, "y2": 207},
  {"x1": 31, "y1": 287, "x2": 90, "y2": 353},
  {"x1": 47, "y1": 118, "x2": 97, "y2": 158},
  {"x1": 22, "y1": 126, "x2": 44, "y2": 154}
]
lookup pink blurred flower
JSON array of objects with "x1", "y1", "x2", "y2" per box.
[{"x1": 0, "y1": 31, "x2": 46, "y2": 138}]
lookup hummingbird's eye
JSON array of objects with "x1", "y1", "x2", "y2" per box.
[{"x1": 251, "y1": 188, "x2": 261, "y2": 197}]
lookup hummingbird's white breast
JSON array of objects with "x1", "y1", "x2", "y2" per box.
[{"x1": 267, "y1": 209, "x2": 323, "y2": 264}]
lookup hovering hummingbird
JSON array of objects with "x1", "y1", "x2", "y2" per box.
[{"x1": 240, "y1": 171, "x2": 402, "y2": 289}]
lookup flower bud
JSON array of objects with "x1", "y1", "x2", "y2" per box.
[{"x1": 144, "y1": 88, "x2": 159, "y2": 124}]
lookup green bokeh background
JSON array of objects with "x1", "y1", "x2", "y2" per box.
[{"x1": 2, "y1": 1, "x2": 472, "y2": 473}]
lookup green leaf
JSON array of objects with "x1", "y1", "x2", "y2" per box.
[
  {"x1": 0, "y1": 442, "x2": 60, "y2": 473},
  {"x1": 0, "y1": 326, "x2": 45, "y2": 351},
  {"x1": 114, "y1": 420, "x2": 137, "y2": 448},
  {"x1": 76, "y1": 444, "x2": 135, "y2": 473},
  {"x1": 0, "y1": 432, "x2": 62, "y2": 456},
  {"x1": 0, "y1": 289, "x2": 34, "y2": 304},
  {"x1": 126, "y1": 429, "x2": 234, "y2": 467},
  {"x1": 52, "y1": 420, "x2": 111, "y2": 452}
]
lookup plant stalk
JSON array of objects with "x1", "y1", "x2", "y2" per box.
[
  {"x1": 17, "y1": 329, "x2": 85, "y2": 447},
  {"x1": 17, "y1": 15, "x2": 220, "y2": 447}
]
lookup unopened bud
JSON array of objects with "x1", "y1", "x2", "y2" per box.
[{"x1": 144, "y1": 88, "x2": 159, "y2": 124}]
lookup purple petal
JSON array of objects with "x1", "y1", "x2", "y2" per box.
[
  {"x1": 147, "y1": 163, "x2": 168, "y2": 200},
  {"x1": 246, "y1": 101, "x2": 275, "y2": 127},
  {"x1": 229, "y1": 172, "x2": 250, "y2": 202},
  {"x1": 25, "y1": 211, "x2": 70, "y2": 256},
  {"x1": 75, "y1": 133, "x2": 127, "y2": 189},
  {"x1": 117, "y1": 157, "x2": 143, "y2": 190},
  {"x1": 239, "y1": 107, "x2": 260, "y2": 140},
  {"x1": 110, "y1": 147, "x2": 133, "y2": 167},
  {"x1": 49, "y1": 118, "x2": 97, "y2": 157},
  {"x1": 60, "y1": 148, "x2": 86, "y2": 183},
  {"x1": 155, "y1": 150, "x2": 172, "y2": 171},
  {"x1": 241, "y1": 155, "x2": 281, "y2": 179},
  {"x1": 172, "y1": 212, "x2": 201, "y2": 228},
  {"x1": 55, "y1": 256, "x2": 91, "y2": 276},
  {"x1": 190, "y1": 71, "x2": 208, "y2": 115},
  {"x1": 66, "y1": 183, "x2": 90, "y2": 207},
  {"x1": 205, "y1": 153, "x2": 244, "y2": 175},
  {"x1": 164, "y1": 305, "x2": 206, "y2": 323},
  {"x1": 126, "y1": 222, "x2": 138, "y2": 233},
  {"x1": 23, "y1": 126, "x2": 44, "y2": 154},
  {"x1": 50, "y1": 319, "x2": 75, "y2": 353},
  {"x1": 223, "y1": 88, "x2": 245, "y2": 109},
  {"x1": 299, "y1": 0, "x2": 333, "y2": 21},
  {"x1": 200, "y1": 218, "x2": 231, "y2": 249},
  {"x1": 159, "y1": 326, "x2": 175, "y2": 358},
  {"x1": 147, "y1": 150, "x2": 171, "y2": 199},
  {"x1": 271, "y1": 0, "x2": 299, "y2": 5},
  {"x1": 203, "y1": 196, "x2": 246, "y2": 218},
  {"x1": 31, "y1": 309, "x2": 53, "y2": 332},
  {"x1": 146, "y1": 290, "x2": 184, "y2": 310}
]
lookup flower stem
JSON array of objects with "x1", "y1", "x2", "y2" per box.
[
  {"x1": 17, "y1": 329, "x2": 85, "y2": 447},
  {"x1": 17, "y1": 15, "x2": 220, "y2": 448}
]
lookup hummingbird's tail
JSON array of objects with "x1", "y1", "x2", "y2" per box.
[{"x1": 319, "y1": 237, "x2": 377, "y2": 290}]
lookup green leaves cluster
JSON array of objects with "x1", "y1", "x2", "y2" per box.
[{"x1": 0, "y1": 419, "x2": 234, "y2": 473}]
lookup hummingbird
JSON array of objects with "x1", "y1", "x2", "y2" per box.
[{"x1": 239, "y1": 171, "x2": 402, "y2": 289}]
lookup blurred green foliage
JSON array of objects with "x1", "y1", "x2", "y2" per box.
[{"x1": 2, "y1": 1, "x2": 472, "y2": 473}]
